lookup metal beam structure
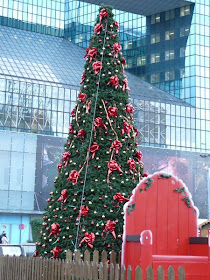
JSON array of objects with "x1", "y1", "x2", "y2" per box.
[{"x1": 80, "y1": 0, "x2": 194, "y2": 16}]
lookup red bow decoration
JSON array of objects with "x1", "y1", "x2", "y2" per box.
[
  {"x1": 121, "y1": 57, "x2": 126, "y2": 74},
  {"x1": 107, "y1": 106, "x2": 118, "y2": 118},
  {"x1": 113, "y1": 193, "x2": 129, "y2": 203},
  {"x1": 49, "y1": 223, "x2": 61, "y2": 238},
  {"x1": 62, "y1": 152, "x2": 71, "y2": 167},
  {"x1": 107, "y1": 75, "x2": 119, "y2": 89},
  {"x1": 79, "y1": 205, "x2": 89, "y2": 217},
  {"x1": 84, "y1": 47, "x2": 97, "y2": 63},
  {"x1": 78, "y1": 93, "x2": 87, "y2": 104},
  {"x1": 135, "y1": 150, "x2": 143, "y2": 162},
  {"x1": 68, "y1": 123, "x2": 73, "y2": 134},
  {"x1": 94, "y1": 117, "x2": 107, "y2": 130},
  {"x1": 78, "y1": 129, "x2": 86, "y2": 139},
  {"x1": 121, "y1": 120, "x2": 132, "y2": 138},
  {"x1": 109, "y1": 140, "x2": 122, "y2": 154},
  {"x1": 112, "y1": 42, "x2": 122, "y2": 58},
  {"x1": 57, "y1": 189, "x2": 68, "y2": 204},
  {"x1": 113, "y1": 21, "x2": 119, "y2": 30},
  {"x1": 80, "y1": 72, "x2": 85, "y2": 85},
  {"x1": 134, "y1": 128, "x2": 138, "y2": 137},
  {"x1": 107, "y1": 160, "x2": 123, "y2": 183},
  {"x1": 99, "y1": 8, "x2": 108, "y2": 23},
  {"x1": 57, "y1": 162, "x2": 62, "y2": 170},
  {"x1": 94, "y1": 23, "x2": 103, "y2": 35},
  {"x1": 127, "y1": 159, "x2": 136, "y2": 175},
  {"x1": 89, "y1": 142, "x2": 99, "y2": 159},
  {"x1": 71, "y1": 109, "x2": 76, "y2": 116},
  {"x1": 33, "y1": 250, "x2": 39, "y2": 257},
  {"x1": 126, "y1": 104, "x2": 134, "y2": 114},
  {"x1": 123, "y1": 79, "x2": 130, "y2": 91},
  {"x1": 80, "y1": 232, "x2": 95, "y2": 248},
  {"x1": 92, "y1": 61, "x2": 102, "y2": 75},
  {"x1": 67, "y1": 170, "x2": 80, "y2": 185},
  {"x1": 86, "y1": 100, "x2": 91, "y2": 113},
  {"x1": 103, "y1": 220, "x2": 118, "y2": 238},
  {"x1": 50, "y1": 246, "x2": 62, "y2": 259}
]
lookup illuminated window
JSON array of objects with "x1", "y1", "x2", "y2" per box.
[
  {"x1": 165, "y1": 50, "x2": 174, "y2": 60},
  {"x1": 180, "y1": 27, "x2": 190, "y2": 37},
  {"x1": 151, "y1": 73, "x2": 160, "y2": 83},
  {"x1": 151, "y1": 33, "x2": 160, "y2": 44},
  {"x1": 151, "y1": 13, "x2": 160, "y2": 24},
  {"x1": 151, "y1": 53, "x2": 160, "y2": 63},
  {"x1": 165, "y1": 71, "x2": 175, "y2": 81},
  {"x1": 137, "y1": 56, "x2": 146, "y2": 66},
  {"x1": 165, "y1": 30, "x2": 175, "y2": 40},
  {"x1": 180, "y1": 5, "x2": 190, "y2": 17}
]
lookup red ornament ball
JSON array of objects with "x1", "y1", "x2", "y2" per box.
[
  {"x1": 91, "y1": 221, "x2": 94, "y2": 225},
  {"x1": 99, "y1": 197, "x2": 102, "y2": 200},
  {"x1": 99, "y1": 40, "x2": 102, "y2": 42},
  {"x1": 64, "y1": 220, "x2": 67, "y2": 223}
]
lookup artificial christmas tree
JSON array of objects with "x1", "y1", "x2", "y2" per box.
[{"x1": 36, "y1": 5, "x2": 144, "y2": 259}]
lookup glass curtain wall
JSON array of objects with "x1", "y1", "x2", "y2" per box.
[
  {"x1": 65, "y1": 0, "x2": 210, "y2": 153},
  {"x1": 0, "y1": 0, "x2": 65, "y2": 36}
]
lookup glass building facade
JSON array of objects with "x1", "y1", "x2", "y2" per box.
[{"x1": 0, "y1": 0, "x2": 210, "y2": 244}]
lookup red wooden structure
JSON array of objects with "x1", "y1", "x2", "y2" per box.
[{"x1": 122, "y1": 172, "x2": 210, "y2": 279}]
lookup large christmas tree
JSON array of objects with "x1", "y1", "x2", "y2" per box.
[{"x1": 36, "y1": 5, "x2": 144, "y2": 259}]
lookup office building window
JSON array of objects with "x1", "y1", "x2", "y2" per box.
[
  {"x1": 180, "y1": 26, "x2": 190, "y2": 37},
  {"x1": 165, "y1": 9, "x2": 175, "y2": 21},
  {"x1": 165, "y1": 50, "x2": 175, "y2": 60},
  {"x1": 180, "y1": 5, "x2": 190, "y2": 17},
  {"x1": 180, "y1": 47, "x2": 186, "y2": 57},
  {"x1": 151, "y1": 53, "x2": 160, "y2": 63},
  {"x1": 137, "y1": 56, "x2": 146, "y2": 66},
  {"x1": 165, "y1": 30, "x2": 175, "y2": 40},
  {"x1": 151, "y1": 73, "x2": 160, "y2": 83},
  {"x1": 165, "y1": 71, "x2": 175, "y2": 81},
  {"x1": 151, "y1": 33, "x2": 160, "y2": 44},
  {"x1": 151, "y1": 13, "x2": 160, "y2": 24}
]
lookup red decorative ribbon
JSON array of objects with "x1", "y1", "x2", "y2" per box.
[
  {"x1": 57, "y1": 189, "x2": 68, "y2": 204},
  {"x1": 67, "y1": 170, "x2": 80, "y2": 185},
  {"x1": 126, "y1": 104, "x2": 134, "y2": 114},
  {"x1": 121, "y1": 120, "x2": 132, "y2": 138},
  {"x1": 94, "y1": 23, "x2": 103, "y2": 35},
  {"x1": 94, "y1": 117, "x2": 107, "y2": 130},
  {"x1": 107, "y1": 75, "x2": 119, "y2": 89},
  {"x1": 99, "y1": 8, "x2": 108, "y2": 23},
  {"x1": 92, "y1": 61, "x2": 102, "y2": 75},
  {"x1": 86, "y1": 100, "x2": 91, "y2": 113},
  {"x1": 50, "y1": 246, "x2": 62, "y2": 259},
  {"x1": 89, "y1": 142, "x2": 99, "y2": 159},
  {"x1": 80, "y1": 232, "x2": 95, "y2": 248},
  {"x1": 49, "y1": 223, "x2": 61, "y2": 238},
  {"x1": 112, "y1": 42, "x2": 122, "y2": 58},
  {"x1": 79, "y1": 205, "x2": 89, "y2": 217},
  {"x1": 107, "y1": 106, "x2": 118, "y2": 118},
  {"x1": 84, "y1": 47, "x2": 97, "y2": 63},
  {"x1": 80, "y1": 72, "x2": 85, "y2": 85},
  {"x1": 113, "y1": 193, "x2": 129, "y2": 203},
  {"x1": 78, "y1": 93, "x2": 87, "y2": 104},
  {"x1": 109, "y1": 140, "x2": 122, "y2": 154},
  {"x1": 103, "y1": 220, "x2": 118, "y2": 238},
  {"x1": 123, "y1": 79, "x2": 130, "y2": 91},
  {"x1": 107, "y1": 160, "x2": 123, "y2": 183}
]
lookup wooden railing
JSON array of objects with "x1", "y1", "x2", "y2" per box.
[{"x1": 0, "y1": 249, "x2": 185, "y2": 280}]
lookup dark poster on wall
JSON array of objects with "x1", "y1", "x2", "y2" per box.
[
  {"x1": 34, "y1": 135, "x2": 66, "y2": 211},
  {"x1": 140, "y1": 146, "x2": 210, "y2": 219}
]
